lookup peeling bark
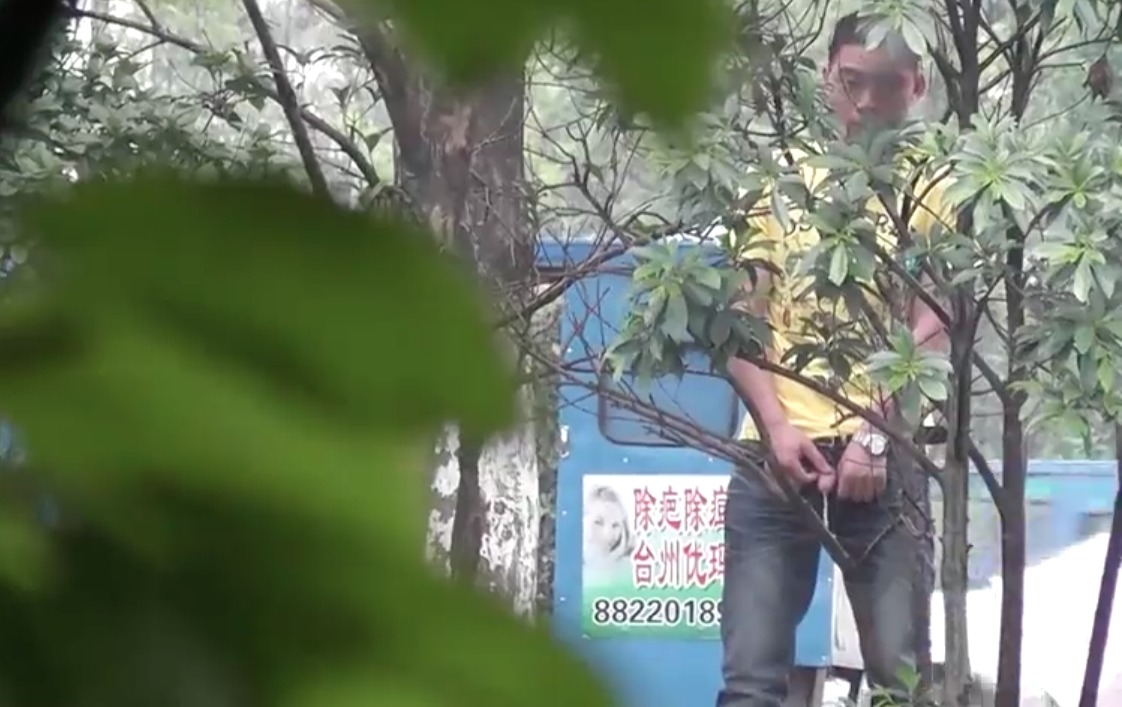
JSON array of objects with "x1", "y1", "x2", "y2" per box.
[
  {"x1": 530, "y1": 295, "x2": 562, "y2": 618},
  {"x1": 351, "y1": 20, "x2": 547, "y2": 609}
]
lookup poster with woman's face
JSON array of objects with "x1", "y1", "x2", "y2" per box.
[{"x1": 583, "y1": 484, "x2": 635, "y2": 575}]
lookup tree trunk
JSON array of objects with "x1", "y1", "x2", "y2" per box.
[
  {"x1": 942, "y1": 297, "x2": 975, "y2": 707},
  {"x1": 1078, "y1": 426, "x2": 1122, "y2": 707},
  {"x1": 531, "y1": 292, "x2": 562, "y2": 618},
  {"x1": 903, "y1": 445, "x2": 935, "y2": 691},
  {"x1": 995, "y1": 267, "x2": 1027, "y2": 707},
  {"x1": 356, "y1": 23, "x2": 542, "y2": 611}
]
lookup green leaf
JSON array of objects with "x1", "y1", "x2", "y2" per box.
[
  {"x1": 341, "y1": 0, "x2": 549, "y2": 90},
  {"x1": 346, "y1": 0, "x2": 732, "y2": 128},
  {"x1": 662, "y1": 287, "x2": 690, "y2": 342},
  {"x1": 865, "y1": 350, "x2": 901, "y2": 373},
  {"x1": 919, "y1": 352, "x2": 954, "y2": 375},
  {"x1": 828, "y1": 245, "x2": 849, "y2": 286},
  {"x1": 0, "y1": 491, "x2": 615, "y2": 707},
  {"x1": 917, "y1": 375, "x2": 948, "y2": 402},
  {"x1": 681, "y1": 280, "x2": 714, "y2": 307},
  {"x1": 694, "y1": 265, "x2": 722, "y2": 290},
  {"x1": 1073, "y1": 260, "x2": 1092, "y2": 302},
  {"x1": 643, "y1": 287, "x2": 669, "y2": 326},
  {"x1": 897, "y1": 383, "x2": 923, "y2": 427},
  {"x1": 710, "y1": 310, "x2": 733, "y2": 348},
  {"x1": 803, "y1": 154, "x2": 854, "y2": 171},
  {"x1": 632, "y1": 260, "x2": 661, "y2": 282},
  {"x1": 1098, "y1": 358, "x2": 1116, "y2": 392},
  {"x1": 899, "y1": 20, "x2": 927, "y2": 57},
  {"x1": 9, "y1": 174, "x2": 515, "y2": 439},
  {"x1": 630, "y1": 245, "x2": 663, "y2": 262},
  {"x1": 770, "y1": 190, "x2": 791, "y2": 232},
  {"x1": 1073, "y1": 324, "x2": 1095, "y2": 354}
]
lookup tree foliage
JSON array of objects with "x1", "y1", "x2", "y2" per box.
[
  {"x1": 0, "y1": 0, "x2": 742, "y2": 704},
  {"x1": 597, "y1": 0, "x2": 1122, "y2": 703}
]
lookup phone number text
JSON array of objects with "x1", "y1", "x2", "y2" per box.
[{"x1": 589, "y1": 597, "x2": 722, "y2": 627}]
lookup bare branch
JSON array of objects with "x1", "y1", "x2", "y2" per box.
[
  {"x1": 133, "y1": 0, "x2": 161, "y2": 29},
  {"x1": 240, "y1": 0, "x2": 330, "y2": 198},
  {"x1": 546, "y1": 357, "x2": 859, "y2": 571},
  {"x1": 308, "y1": 0, "x2": 425, "y2": 166}
]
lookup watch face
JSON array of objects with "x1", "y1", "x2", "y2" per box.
[{"x1": 870, "y1": 435, "x2": 887, "y2": 456}]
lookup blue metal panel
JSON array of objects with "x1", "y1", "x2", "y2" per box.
[{"x1": 550, "y1": 248, "x2": 834, "y2": 707}]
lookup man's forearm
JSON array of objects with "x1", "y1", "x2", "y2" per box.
[
  {"x1": 912, "y1": 310, "x2": 948, "y2": 352},
  {"x1": 728, "y1": 355, "x2": 788, "y2": 434}
]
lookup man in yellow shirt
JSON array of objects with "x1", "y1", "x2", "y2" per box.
[{"x1": 717, "y1": 13, "x2": 948, "y2": 707}]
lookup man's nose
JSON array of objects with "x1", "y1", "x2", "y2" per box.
[{"x1": 854, "y1": 88, "x2": 876, "y2": 112}]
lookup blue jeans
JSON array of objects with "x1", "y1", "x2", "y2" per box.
[{"x1": 716, "y1": 441, "x2": 916, "y2": 707}]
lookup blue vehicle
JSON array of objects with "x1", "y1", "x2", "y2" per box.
[{"x1": 540, "y1": 238, "x2": 1117, "y2": 707}]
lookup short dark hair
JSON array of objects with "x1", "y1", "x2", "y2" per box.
[{"x1": 828, "y1": 12, "x2": 920, "y2": 66}]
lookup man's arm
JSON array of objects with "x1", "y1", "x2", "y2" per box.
[
  {"x1": 908, "y1": 277, "x2": 949, "y2": 351},
  {"x1": 838, "y1": 277, "x2": 949, "y2": 500},
  {"x1": 727, "y1": 268, "x2": 832, "y2": 485},
  {"x1": 726, "y1": 269, "x2": 788, "y2": 434}
]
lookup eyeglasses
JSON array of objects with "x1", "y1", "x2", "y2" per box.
[{"x1": 837, "y1": 68, "x2": 908, "y2": 100}]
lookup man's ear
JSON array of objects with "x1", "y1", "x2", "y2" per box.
[{"x1": 914, "y1": 71, "x2": 928, "y2": 100}]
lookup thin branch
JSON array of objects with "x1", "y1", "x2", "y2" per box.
[
  {"x1": 307, "y1": 0, "x2": 425, "y2": 167},
  {"x1": 544, "y1": 357, "x2": 858, "y2": 571},
  {"x1": 496, "y1": 242, "x2": 629, "y2": 330},
  {"x1": 968, "y1": 441, "x2": 1005, "y2": 507},
  {"x1": 239, "y1": 0, "x2": 330, "y2": 198},
  {"x1": 133, "y1": 0, "x2": 161, "y2": 29},
  {"x1": 67, "y1": 6, "x2": 382, "y2": 188}
]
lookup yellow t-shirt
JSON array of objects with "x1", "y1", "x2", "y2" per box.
[{"x1": 735, "y1": 157, "x2": 951, "y2": 441}]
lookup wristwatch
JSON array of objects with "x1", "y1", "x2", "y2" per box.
[{"x1": 854, "y1": 426, "x2": 888, "y2": 457}]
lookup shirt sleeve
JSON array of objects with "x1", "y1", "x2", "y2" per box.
[{"x1": 732, "y1": 202, "x2": 785, "y2": 274}]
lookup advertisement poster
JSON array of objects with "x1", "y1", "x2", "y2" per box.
[{"x1": 581, "y1": 474, "x2": 728, "y2": 639}]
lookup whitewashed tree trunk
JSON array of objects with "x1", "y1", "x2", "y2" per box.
[{"x1": 427, "y1": 293, "x2": 562, "y2": 617}]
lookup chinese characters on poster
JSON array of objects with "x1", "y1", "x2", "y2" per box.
[{"x1": 581, "y1": 474, "x2": 727, "y2": 638}]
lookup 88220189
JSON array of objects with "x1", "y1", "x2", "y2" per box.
[{"x1": 589, "y1": 596, "x2": 721, "y2": 629}]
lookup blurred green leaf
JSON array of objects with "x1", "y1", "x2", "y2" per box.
[
  {"x1": 0, "y1": 494, "x2": 614, "y2": 707},
  {"x1": 13, "y1": 173, "x2": 514, "y2": 438},
  {"x1": 0, "y1": 169, "x2": 614, "y2": 707},
  {"x1": 341, "y1": 0, "x2": 731, "y2": 128}
]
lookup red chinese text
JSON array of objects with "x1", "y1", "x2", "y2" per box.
[
  {"x1": 659, "y1": 488, "x2": 682, "y2": 530},
  {"x1": 709, "y1": 486, "x2": 728, "y2": 529},
  {"x1": 683, "y1": 487, "x2": 708, "y2": 533},
  {"x1": 633, "y1": 486, "x2": 657, "y2": 533},
  {"x1": 632, "y1": 539, "x2": 656, "y2": 588}
]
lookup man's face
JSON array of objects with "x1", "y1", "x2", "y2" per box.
[{"x1": 824, "y1": 42, "x2": 926, "y2": 135}]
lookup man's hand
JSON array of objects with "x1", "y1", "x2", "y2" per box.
[
  {"x1": 829, "y1": 438, "x2": 887, "y2": 502},
  {"x1": 768, "y1": 422, "x2": 835, "y2": 491}
]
